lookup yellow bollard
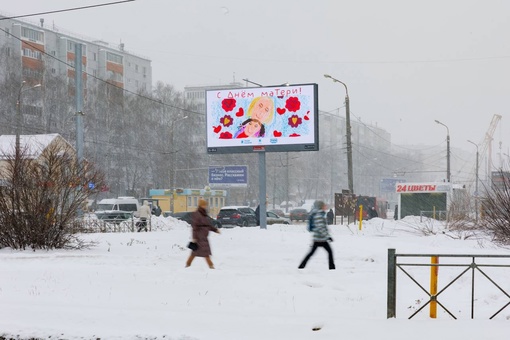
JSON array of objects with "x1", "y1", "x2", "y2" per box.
[
  {"x1": 430, "y1": 256, "x2": 439, "y2": 318},
  {"x1": 358, "y1": 205, "x2": 363, "y2": 230}
]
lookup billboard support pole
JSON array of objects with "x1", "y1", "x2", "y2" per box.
[{"x1": 259, "y1": 152, "x2": 267, "y2": 229}]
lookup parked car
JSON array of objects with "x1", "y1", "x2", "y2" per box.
[
  {"x1": 266, "y1": 211, "x2": 290, "y2": 225},
  {"x1": 216, "y1": 206, "x2": 258, "y2": 227},
  {"x1": 269, "y1": 209, "x2": 286, "y2": 218},
  {"x1": 171, "y1": 211, "x2": 222, "y2": 229},
  {"x1": 290, "y1": 208, "x2": 308, "y2": 222},
  {"x1": 95, "y1": 197, "x2": 140, "y2": 220}
]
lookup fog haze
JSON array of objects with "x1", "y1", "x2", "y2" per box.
[{"x1": 2, "y1": 0, "x2": 509, "y2": 151}]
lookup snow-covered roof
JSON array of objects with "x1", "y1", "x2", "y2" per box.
[{"x1": 0, "y1": 134, "x2": 70, "y2": 159}]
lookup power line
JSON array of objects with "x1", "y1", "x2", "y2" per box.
[
  {"x1": 0, "y1": 25, "x2": 203, "y2": 117},
  {"x1": 0, "y1": 1, "x2": 136, "y2": 21}
]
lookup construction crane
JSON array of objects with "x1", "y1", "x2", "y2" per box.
[{"x1": 468, "y1": 114, "x2": 502, "y2": 193}]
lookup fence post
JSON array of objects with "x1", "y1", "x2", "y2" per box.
[
  {"x1": 430, "y1": 256, "x2": 439, "y2": 318},
  {"x1": 387, "y1": 248, "x2": 397, "y2": 318},
  {"x1": 358, "y1": 205, "x2": 363, "y2": 230}
]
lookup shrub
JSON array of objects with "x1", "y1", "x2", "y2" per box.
[{"x1": 0, "y1": 142, "x2": 105, "y2": 249}]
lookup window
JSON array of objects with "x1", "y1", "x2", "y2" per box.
[
  {"x1": 135, "y1": 64, "x2": 138, "y2": 73},
  {"x1": 21, "y1": 27, "x2": 43, "y2": 43},
  {"x1": 22, "y1": 48, "x2": 42, "y2": 60},
  {"x1": 109, "y1": 71, "x2": 123, "y2": 82},
  {"x1": 66, "y1": 40, "x2": 86, "y2": 54},
  {"x1": 106, "y1": 52, "x2": 123, "y2": 64}
]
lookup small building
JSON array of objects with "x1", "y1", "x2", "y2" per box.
[
  {"x1": 0, "y1": 133, "x2": 75, "y2": 178},
  {"x1": 395, "y1": 182, "x2": 452, "y2": 220},
  {"x1": 149, "y1": 187, "x2": 227, "y2": 217}
]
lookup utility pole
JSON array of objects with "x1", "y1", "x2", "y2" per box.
[
  {"x1": 75, "y1": 43, "x2": 84, "y2": 165},
  {"x1": 16, "y1": 81, "x2": 41, "y2": 156},
  {"x1": 468, "y1": 140, "x2": 479, "y2": 222},
  {"x1": 435, "y1": 120, "x2": 450, "y2": 182},
  {"x1": 324, "y1": 74, "x2": 354, "y2": 194}
]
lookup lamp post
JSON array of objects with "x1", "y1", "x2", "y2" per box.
[
  {"x1": 170, "y1": 115, "x2": 188, "y2": 189},
  {"x1": 467, "y1": 140, "x2": 479, "y2": 222},
  {"x1": 16, "y1": 81, "x2": 41, "y2": 156},
  {"x1": 434, "y1": 120, "x2": 451, "y2": 182},
  {"x1": 324, "y1": 74, "x2": 354, "y2": 194}
]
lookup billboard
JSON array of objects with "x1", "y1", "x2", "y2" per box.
[
  {"x1": 380, "y1": 178, "x2": 406, "y2": 193},
  {"x1": 208, "y1": 166, "x2": 248, "y2": 186},
  {"x1": 206, "y1": 83, "x2": 319, "y2": 154}
]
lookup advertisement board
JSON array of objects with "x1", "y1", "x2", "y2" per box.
[
  {"x1": 205, "y1": 83, "x2": 319, "y2": 154},
  {"x1": 208, "y1": 166, "x2": 248, "y2": 186}
]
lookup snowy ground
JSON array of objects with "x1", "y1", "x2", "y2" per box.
[{"x1": 0, "y1": 215, "x2": 509, "y2": 339}]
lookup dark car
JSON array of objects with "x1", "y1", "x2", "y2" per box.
[
  {"x1": 216, "y1": 206, "x2": 258, "y2": 227},
  {"x1": 171, "y1": 211, "x2": 222, "y2": 228},
  {"x1": 290, "y1": 208, "x2": 308, "y2": 222}
]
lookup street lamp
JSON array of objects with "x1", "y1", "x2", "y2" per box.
[
  {"x1": 467, "y1": 140, "x2": 479, "y2": 222},
  {"x1": 170, "y1": 115, "x2": 188, "y2": 189},
  {"x1": 434, "y1": 119, "x2": 451, "y2": 182},
  {"x1": 324, "y1": 74, "x2": 354, "y2": 194},
  {"x1": 16, "y1": 81, "x2": 41, "y2": 155}
]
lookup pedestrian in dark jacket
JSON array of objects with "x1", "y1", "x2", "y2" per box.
[
  {"x1": 255, "y1": 204, "x2": 260, "y2": 225},
  {"x1": 185, "y1": 199, "x2": 220, "y2": 269},
  {"x1": 327, "y1": 208, "x2": 334, "y2": 225},
  {"x1": 298, "y1": 201, "x2": 335, "y2": 270}
]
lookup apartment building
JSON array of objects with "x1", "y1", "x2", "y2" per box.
[{"x1": 0, "y1": 15, "x2": 152, "y2": 94}]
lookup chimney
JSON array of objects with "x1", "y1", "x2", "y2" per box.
[{"x1": 40, "y1": 18, "x2": 44, "y2": 28}]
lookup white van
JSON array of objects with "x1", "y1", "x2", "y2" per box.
[{"x1": 95, "y1": 197, "x2": 141, "y2": 220}]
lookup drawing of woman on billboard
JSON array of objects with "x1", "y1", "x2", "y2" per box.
[{"x1": 234, "y1": 96, "x2": 274, "y2": 138}]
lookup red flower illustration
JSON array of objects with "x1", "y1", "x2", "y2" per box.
[
  {"x1": 273, "y1": 130, "x2": 282, "y2": 137},
  {"x1": 285, "y1": 97, "x2": 301, "y2": 112},
  {"x1": 220, "y1": 115, "x2": 234, "y2": 127},
  {"x1": 219, "y1": 131, "x2": 233, "y2": 139},
  {"x1": 222, "y1": 98, "x2": 236, "y2": 112},
  {"x1": 289, "y1": 133, "x2": 301, "y2": 137},
  {"x1": 276, "y1": 107, "x2": 286, "y2": 115},
  {"x1": 213, "y1": 125, "x2": 222, "y2": 133},
  {"x1": 288, "y1": 114, "x2": 302, "y2": 128}
]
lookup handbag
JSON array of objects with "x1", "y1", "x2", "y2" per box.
[{"x1": 187, "y1": 241, "x2": 198, "y2": 251}]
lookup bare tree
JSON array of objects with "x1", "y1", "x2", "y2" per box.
[
  {"x1": 479, "y1": 169, "x2": 510, "y2": 245},
  {"x1": 0, "y1": 141, "x2": 105, "y2": 250}
]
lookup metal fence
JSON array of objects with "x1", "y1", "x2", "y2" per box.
[
  {"x1": 387, "y1": 248, "x2": 510, "y2": 319},
  {"x1": 76, "y1": 216, "x2": 152, "y2": 233},
  {"x1": 419, "y1": 210, "x2": 447, "y2": 222}
]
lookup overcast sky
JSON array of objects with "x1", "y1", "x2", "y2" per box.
[{"x1": 2, "y1": 0, "x2": 509, "y2": 155}]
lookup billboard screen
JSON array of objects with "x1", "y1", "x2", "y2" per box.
[
  {"x1": 209, "y1": 166, "x2": 248, "y2": 186},
  {"x1": 206, "y1": 83, "x2": 319, "y2": 154}
]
